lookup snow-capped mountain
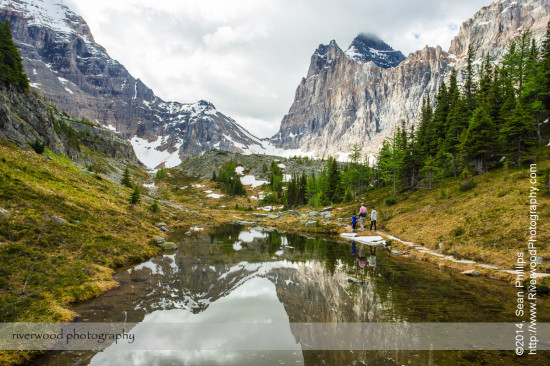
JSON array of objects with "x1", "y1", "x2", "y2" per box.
[
  {"x1": 0, "y1": 0, "x2": 278, "y2": 169},
  {"x1": 344, "y1": 33, "x2": 405, "y2": 68},
  {"x1": 273, "y1": 0, "x2": 550, "y2": 160}
]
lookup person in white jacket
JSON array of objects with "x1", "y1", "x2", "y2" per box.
[{"x1": 370, "y1": 207, "x2": 377, "y2": 231}]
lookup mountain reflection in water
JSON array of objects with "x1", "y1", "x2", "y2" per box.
[{"x1": 32, "y1": 224, "x2": 550, "y2": 366}]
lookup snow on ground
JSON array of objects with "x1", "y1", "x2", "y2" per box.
[
  {"x1": 233, "y1": 241, "x2": 243, "y2": 251},
  {"x1": 204, "y1": 190, "x2": 213, "y2": 194},
  {"x1": 206, "y1": 193, "x2": 224, "y2": 199},
  {"x1": 282, "y1": 174, "x2": 292, "y2": 182},
  {"x1": 235, "y1": 166, "x2": 245, "y2": 175},
  {"x1": 340, "y1": 233, "x2": 386, "y2": 246},
  {"x1": 277, "y1": 163, "x2": 286, "y2": 169},
  {"x1": 193, "y1": 184, "x2": 205, "y2": 188},
  {"x1": 238, "y1": 229, "x2": 267, "y2": 243},
  {"x1": 190, "y1": 226, "x2": 204, "y2": 231},
  {"x1": 240, "y1": 175, "x2": 267, "y2": 188},
  {"x1": 258, "y1": 205, "x2": 283, "y2": 212},
  {"x1": 131, "y1": 136, "x2": 182, "y2": 169}
]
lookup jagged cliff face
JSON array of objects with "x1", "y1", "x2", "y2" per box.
[
  {"x1": 0, "y1": 85, "x2": 139, "y2": 166},
  {"x1": 0, "y1": 0, "x2": 269, "y2": 169},
  {"x1": 274, "y1": 0, "x2": 550, "y2": 160},
  {"x1": 449, "y1": 0, "x2": 550, "y2": 67},
  {"x1": 272, "y1": 38, "x2": 448, "y2": 160}
]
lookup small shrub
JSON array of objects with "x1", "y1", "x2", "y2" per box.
[
  {"x1": 451, "y1": 226, "x2": 465, "y2": 237},
  {"x1": 459, "y1": 179, "x2": 476, "y2": 192},
  {"x1": 29, "y1": 140, "x2": 45, "y2": 154},
  {"x1": 148, "y1": 200, "x2": 159, "y2": 214},
  {"x1": 156, "y1": 168, "x2": 166, "y2": 180},
  {"x1": 385, "y1": 198, "x2": 396, "y2": 206}
]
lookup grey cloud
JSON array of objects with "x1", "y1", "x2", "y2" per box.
[{"x1": 67, "y1": 0, "x2": 491, "y2": 138}]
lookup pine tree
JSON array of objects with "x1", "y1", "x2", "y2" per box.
[
  {"x1": 461, "y1": 106, "x2": 497, "y2": 174},
  {"x1": 326, "y1": 157, "x2": 342, "y2": 203},
  {"x1": 462, "y1": 44, "x2": 477, "y2": 113},
  {"x1": 500, "y1": 99, "x2": 536, "y2": 166},
  {"x1": 0, "y1": 20, "x2": 29, "y2": 90},
  {"x1": 129, "y1": 186, "x2": 141, "y2": 205},
  {"x1": 120, "y1": 166, "x2": 133, "y2": 188},
  {"x1": 420, "y1": 155, "x2": 438, "y2": 189}
]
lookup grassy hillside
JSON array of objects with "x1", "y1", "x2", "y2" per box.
[
  {"x1": 0, "y1": 141, "x2": 194, "y2": 364},
  {"x1": 332, "y1": 156, "x2": 550, "y2": 273}
]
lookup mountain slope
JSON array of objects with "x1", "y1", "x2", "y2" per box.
[
  {"x1": 0, "y1": 0, "x2": 273, "y2": 168},
  {"x1": 273, "y1": 0, "x2": 550, "y2": 160}
]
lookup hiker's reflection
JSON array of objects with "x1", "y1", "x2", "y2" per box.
[{"x1": 357, "y1": 243, "x2": 377, "y2": 269}]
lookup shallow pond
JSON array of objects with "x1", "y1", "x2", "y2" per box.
[{"x1": 32, "y1": 224, "x2": 550, "y2": 365}]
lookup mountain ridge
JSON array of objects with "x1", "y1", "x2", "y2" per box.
[
  {"x1": 272, "y1": 0, "x2": 550, "y2": 160},
  {"x1": 0, "y1": 0, "x2": 278, "y2": 169}
]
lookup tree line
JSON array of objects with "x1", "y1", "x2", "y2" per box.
[{"x1": 216, "y1": 23, "x2": 550, "y2": 208}]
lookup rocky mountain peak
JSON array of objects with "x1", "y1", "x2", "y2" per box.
[
  {"x1": 0, "y1": 0, "x2": 283, "y2": 169},
  {"x1": 345, "y1": 33, "x2": 405, "y2": 68}
]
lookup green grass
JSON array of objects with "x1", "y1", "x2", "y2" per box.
[{"x1": 0, "y1": 141, "x2": 194, "y2": 364}]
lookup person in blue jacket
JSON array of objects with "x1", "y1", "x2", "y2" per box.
[
  {"x1": 351, "y1": 241, "x2": 358, "y2": 256},
  {"x1": 351, "y1": 213, "x2": 358, "y2": 233}
]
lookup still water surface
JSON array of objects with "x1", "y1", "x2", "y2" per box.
[{"x1": 33, "y1": 224, "x2": 550, "y2": 365}]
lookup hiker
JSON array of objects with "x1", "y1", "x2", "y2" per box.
[
  {"x1": 357, "y1": 244, "x2": 366, "y2": 268},
  {"x1": 358, "y1": 203, "x2": 368, "y2": 231},
  {"x1": 351, "y1": 241, "x2": 358, "y2": 256},
  {"x1": 370, "y1": 206, "x2": 377, "y2": 231},
  {"x1": 351, "y1": 213, "x2": 358, "y2": 233}
]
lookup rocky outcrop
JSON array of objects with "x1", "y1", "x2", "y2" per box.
[
  {"x1": 272, "y1": 39, "x2": 448, "y2": 160},
  {"x1": 0, "y1": 84, "x2": 139, "y2": 166},
  {"x1": 0, "y1": 0, "x2": 268, "y2": 168},
  {"x1": 273, "y1": 0, "x2": 550, "y2": 159}
]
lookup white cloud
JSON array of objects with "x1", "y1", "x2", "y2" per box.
[{"x1": 65, "y1": 0, "x2": 491, "y2": 138}]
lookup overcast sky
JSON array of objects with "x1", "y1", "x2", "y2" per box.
[{"x1": 65, "y1": 0, "x2": 491, "y2": 138}]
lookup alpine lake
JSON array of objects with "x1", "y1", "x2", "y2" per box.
[{"x1": 31, "y1": 224, "x2": 550, "y2": 365}]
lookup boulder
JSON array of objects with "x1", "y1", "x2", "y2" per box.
[
  {"x1": 160, "y1": 242, "x2": 178, "y2": 250},
  {"x1": 154, "y1": 237, "x2": 165, "y2": 245},
  {"x1": 391, "y1": 250, "x2": 404, "y2": 255},
  {"x1": 51, "y1": 215, "x2": 67, "y2": 224},
  {"x1": 267, "y1": 214, "x2": 278, "y2": 219},
  {"x1": 251, "y1": 213, "x2": 269, "y2": 218},
  {"x1": 155, "y1": 222, "x2": 167, "y2": 228},
  {"x1": 320, "y1": 207, "x2": 334, "y2": 212},
  {"x1": 308, "y1": 211, "x2": 319, "y2": 217},
  {"x1": 461, "y1": 269, "x2": 480, "y2": 277},
  {"x1": 305, "y1": 221, "x2": 317, "y2": 227},
  {"x1": 320, "y1": 211, "x2": 332, "y2": 218},
  {"x1": 159, "y1": 226, "x2": 169, "y2": 232}
]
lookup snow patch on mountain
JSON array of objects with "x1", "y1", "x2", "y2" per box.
[{"x1": 131, "y1": 136, "x2": 182, "y2": 169}]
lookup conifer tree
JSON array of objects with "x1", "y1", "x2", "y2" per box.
[
  {"x1": 129, "y1": 185, "x2": 141, "y2": 205},
  {"x1": 0, "y1": 20, "x2": 29, "y2": 90},
  {"x1": 500, "y1": 100, "x2": 536, "y2": 166},
  {"x1": 461, "y1": 106, "x2": 497, "y2": 173},
  {"x1": 462, "y1": 44, "x2": 477, "y2": 113},
  {"x1": 120, "y1": 166, "x2": 133, "y2": 188}
]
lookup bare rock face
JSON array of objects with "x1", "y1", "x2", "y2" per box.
[
  {"x1": 449, "y1": 0, "x2": 550, "y2": 66},
  {"x1": 0, "y1": 84, "x2": 139, "y2": 166},
  {"x1": 0, "y1": 0, "x2": 266, "y2": 168},
  {"x1": 272, "y1": 39, "x2": 448, "y2": 160},
  {"x1": 273, "y1": 0, "x2": 550, "y2": 160}
]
